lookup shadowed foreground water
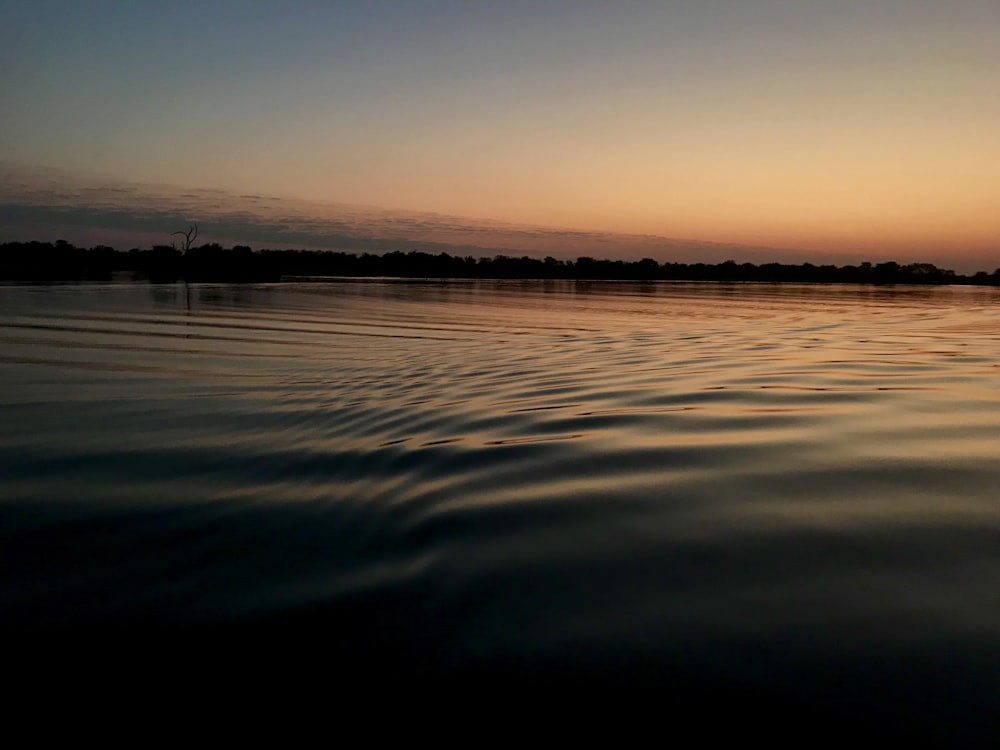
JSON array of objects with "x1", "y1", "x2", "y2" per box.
[{"x1": 2, "y1": 280, "x2": 1000, "y2": 733}]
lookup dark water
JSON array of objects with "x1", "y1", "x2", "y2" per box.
[{"x1": 3, "y1": 280, "x2": 1000, "y2": 730}]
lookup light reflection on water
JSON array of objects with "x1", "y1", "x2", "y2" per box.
[{"x1": 2, "y1": 280, "x2": 1000, "y2": 731}]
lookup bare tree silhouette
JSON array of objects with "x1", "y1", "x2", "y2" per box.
[
  {"x1": 171, "y1": 224, "x2": 197, "y2": 308},
  {"x1": 172, "y1": 224, "x2": 199, "y2": 252}
]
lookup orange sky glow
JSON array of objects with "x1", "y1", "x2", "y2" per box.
[{"x1": 2, "y1": 2, "x2": 998, "y2": 271}]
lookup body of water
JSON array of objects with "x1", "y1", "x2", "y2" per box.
[{"x1": 2, "y1": 280, "x2": 999, "y2": 733}]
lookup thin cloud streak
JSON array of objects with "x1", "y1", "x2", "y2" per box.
[{"x1": 2, "y1": 163, "x2": 990, "y2": 273}]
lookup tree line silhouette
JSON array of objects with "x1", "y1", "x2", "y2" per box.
[{"x1": 2, "y1": 239, "x2": 999, "y2": 286}]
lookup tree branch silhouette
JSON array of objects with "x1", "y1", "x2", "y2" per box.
[{"x1": 171, "y1": 224, "x2": 199, "y2": 252}]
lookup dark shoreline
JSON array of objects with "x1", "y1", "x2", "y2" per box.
[{"x1": 3, "y1": 239, "x2": 999, "y2": 286}]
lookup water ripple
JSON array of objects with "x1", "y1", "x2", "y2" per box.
[{"x1": 3, "y1": 281, "x2": 1000, "y2": 734}]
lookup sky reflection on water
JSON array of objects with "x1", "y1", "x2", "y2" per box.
[{"x1": 2, "y1": 281, "x2": 999, "y2": 737}]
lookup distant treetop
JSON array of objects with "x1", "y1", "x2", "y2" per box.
[{"x1": 1, "y1": 240, "x2": 998, "y2": 286}]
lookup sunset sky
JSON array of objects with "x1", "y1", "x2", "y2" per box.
[{"x1": 3, "y1": 1, "x2": 999, "y2": 270}]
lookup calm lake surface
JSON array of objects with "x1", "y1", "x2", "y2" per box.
[{"x1": 3, "y1": 280, "x2": 1000, "y2": 730}]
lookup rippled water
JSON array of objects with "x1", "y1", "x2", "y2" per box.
[{"x1": 3, "y1": 280, "x2": 1000, "y2": 731}]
